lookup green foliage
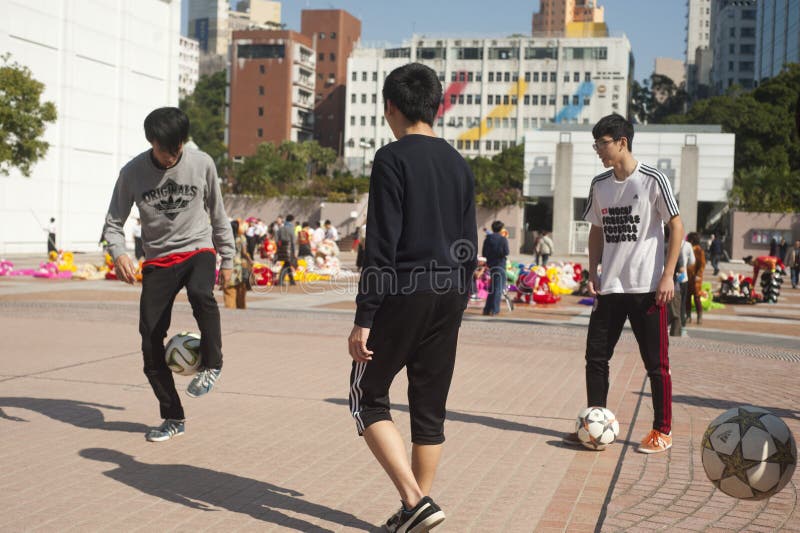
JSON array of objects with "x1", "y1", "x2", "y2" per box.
[
  {"x1": 0, "y1": 54, "x2": 57, "y2": 177},
  {"x1": 179, "y1": 70, "x2": 226, "y2": 166},
  {"x1": 630, "y1": 74, "x2": 688, "y2": 125},
  {"x1": 467, "y1": 143, "x2": 524, "y2": 209},
  {"x1": 730, "y1": 166, "x2": 800, "y2": 212},
  {"x1": 231, "y1": 140, "x2": 342, "y2": 198},
  {"x1": 665, "y1": 64, "x2": 800, "y2": 213}
]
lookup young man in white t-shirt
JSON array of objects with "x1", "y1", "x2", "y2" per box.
[{"x1": 564, "y1": 113, "x2": 683, "y2": 454}]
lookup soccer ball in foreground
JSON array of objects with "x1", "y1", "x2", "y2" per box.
[
  {"x1": 702, "y1": 406, "x2": 797, "y2": 500},
  {"x1": 576, "y1": 407, "x2": 620, "y2": 450},
  {"x1": 165, "y1": 332, "x2": 201, "y2": 375}
]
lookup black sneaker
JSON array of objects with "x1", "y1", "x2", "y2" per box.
[{"x1": 384, "y1": 496, "x2": 445, "y2": 533}]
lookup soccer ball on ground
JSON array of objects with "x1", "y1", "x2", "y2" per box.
[
  {"x1": 165, "y1": 332, "x2": 202, "y2": 376},
  {"x1": 702, "y1": 406, "x2": 797, "y2": 500},
  {"x1": 576, "y1": 407, "x2": 620, "y2": 450}
]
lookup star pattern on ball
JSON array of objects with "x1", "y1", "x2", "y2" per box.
[
  {"x1": 767, "y1": 436, "x2": 797, "y2": 476},
  {"x1": 718, "y1": 441, "x2": 761, "y2": 485},
  {"x1": 725, "y1": 407, "x2": 769, "y2": 436},
  {"x1": 702, "y1": 424, "x2": 718, "y2": 450}
]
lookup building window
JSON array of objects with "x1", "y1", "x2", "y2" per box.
[
  {"x1": 467, "y1": 94, "x2": 473, "y2": 104},
  {"x1": 573, "y1": 72, "x2": 580, "y2": 82},
  {"x1": 319, "y1": 53, "x2": 325, "y2": 61},
  {"x1": 259, "y1": 85, "x2": 264, "y2": 95},
  {"x1": 259, "y1": 65, "x2": 265, "y2": 74},
  {"x1": 475, "y1": 95, "x2": 481, "y2": 104},
  {"x1": 504, "y1": 72, "x2": 510, "y2": 82},
  {"x1": 524, "y1": 72, "x2": 530, "y2": 82},
  {"x1": 360, "y1": 116, "x2": 366, "y2": 125},
  {"x1": 488, "y1": 72, "x2": 494, "y2": 82},
  {"x1": 352, "y1": 71, "x2": 357, "y2": 81},
  {"x1": 510, "y1": 118, "x2": 516, "y2": 128},
  {"x1": 381, "y1": 116, "x2": 385, "y2": 125},
  {"x1": 583, "y1": 97, "x2": 590, "y2": 105},
  {"x1": 523, "y1": 94, "x2": 530, "y2": 105},
  {"x1": 533, "y1": 72, "x2": 539, "y2": 82},
  {"x1": 549, "y1": 95, "x2": 556, "y2": 105},
  {"x1": 564, "y1": 72, "x2": 570, "y2": 82},
  {"x1": 319, "y1": 32, "x2": 325, "y2": 39},
  {"x1": 457, "y1": 140, "x2": 464, "y2": 149},
  {"x1": 729, "y1": 44, "x2": 735, "y2": 54},
  {"x1": 330, "y1": 32, "x2": 337, "y2": 39},
  {"x1": 563, "y1": 95, "x2": 569, "y2": 105},
  {"x1": 572, "y1": 95, "x2": 579, "y2": 105},
  {"x1": 372, "y1": 72, "x2": 377, "y2": 81},
  {"x1": 532, "y1": 95, "x2": 539, "y2": 105},
  {"x1": 257, "y1": 128, "x2": 263, "y2": 137},
  {"x1": 362, "y1": 72, "x2": 367, "y2": 81},
  {"x1": 730, "y1": 27, "x2": 735, "y2": 37},
  {"x1": 487, "y1": 95, "x2": 493, "y2": 105},
  {"x1": 351, "y1": 93, "x2": 356, "y2": 103},
  {"x1": 494, "y1": 141, "x2": 500, "y2": 150},
  {"x1": 451, "y1": 94, "x2": 457, "y2": 105},
  {"x1": 458, "y1": 94, "x2": 464, "y2": 104},
  {"x1": 372, "y1": 94, "x2": 377, "y2": 103},
  {"x1": 468, "y1": 72, "x2": 474, "y2": 81},
  {"x1": 523, "y1": 118, "x2": 529, "y2": 129},
  {"x1": 729, "y1": 61, "x2": 735, "y2": 71},
  {"x1": 258, "y1": 107, "x2": 264, "y2": 116},
  {"x1": 549, "y1": 72, "x2": 556, "y2": 82},
  {"x1": 511, "y1": 95, "x2": 517, "y2": 105},
  {"x1": 350, "y1": 116, "x2": 355, "y2": 125},
  {"x1": 330, "y1": 53, "x2": 335, "y2": 61},
  {"x1": 502, "y1": 117, "x2": 509, "y2": 128},
  {"x1": 503, "y1": 95, "x2": 509, "y2": 105},
  {"x1": 585, "y1": 72, "x2": 591, "y2": 81},
  {"x1": 371, "y1": 116, "x2": 376, "y2": 125},
  {"x1": 360, "y1": 94, "x2": 366, "y2": 103},
  {"x1": 451, "y1": 71, "x2": 458, "y2": 82},
  {"x1": 476, "y1": 72, "x2": 482, "y2": 82}
]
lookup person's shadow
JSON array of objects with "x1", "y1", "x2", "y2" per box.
[
  {"x1": 80, "y1": 448, "x2": 375, "y2": 532},
  {"x1": 0, "y1": 397, "x2": 149, "y2": 433},
  {"x1": 324, "y1": 398, "x2": 637, "y2": 448}
]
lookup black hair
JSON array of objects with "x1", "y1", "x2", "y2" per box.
[
  {"x1": 324, "y1": 219, "x2": 332, "y2": 225},
  {"x1": 491, "y1": 220, "x2": 504, "y2": 233},
  {"x1": 382, "y1": 63, "x2": 442, "y2": 126},
  {"x1": 302, "y1": 222, "x2": 309, "y2": 228},
  {"x1": 50, "y1": 217, "x2": 55, "y2": 222},
  {"x1": 687, "y1": 232, "x2": 700, "y2": 246},
  {"x1": 592, "y1": 113, "x2": 634, "y2": 152},
  {"x1": 286, "y1": 214, "x2": 295, "y2": 222},
  {"x1": 144, "y1": 107, "x2": 190, "y2": 155},
  {"x1": 230, "y1": 220, "x2": 239, "y2": 235}
]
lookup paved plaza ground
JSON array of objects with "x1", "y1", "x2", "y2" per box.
[{"x1": 1, "y1": 253, "x2": 799, "y2": 532}]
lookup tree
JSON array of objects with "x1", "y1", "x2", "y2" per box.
[
  {"x1": 663, "y1": 64, "x2": 800, "y2": 212},
  {"x1": 0, "y1": 54, "x2": 57, "y2": 177},
  {"x1": 467, "y1": 143, "x2": 524, "y2": 209},
  {"x1": 179, "y1": 70, "x2": 226, "y2": 167},
  {"x1": 630, "y1": 74, "x2": 687, "y2": 125}
]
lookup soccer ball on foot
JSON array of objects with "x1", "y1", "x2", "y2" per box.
[
  {"x1": 702, "y1": 406, "x2": 797, "y2": 500},
  {"x1": 165, "y1": 332, "x2": 202, "y2": 375},
  {"x1": 576, "y1": 407, "x2": 620, "y2": 450}
]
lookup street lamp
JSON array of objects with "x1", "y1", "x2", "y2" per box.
[{"x1": 358, "y1": 140, "x2": 372, "y2": 177}]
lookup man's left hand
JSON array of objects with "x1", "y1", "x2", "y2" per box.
[
  {"x1": 348, "y1": 325, "x2": 373, "y2": 362},
  {"x1": 656, "y1": 274, "x2": 674, "y2": 306},
  {"x1": 219, "y1": 268, "x2": 232, "y2": 287}
]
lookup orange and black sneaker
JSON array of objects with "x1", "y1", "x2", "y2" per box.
[{"x1": 637, "y1": 429, "x2": 672, "y2": 454}]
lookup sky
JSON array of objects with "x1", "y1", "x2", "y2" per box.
[{"x1": 185, "y1": 1, "x2": 686, "y2": 81}]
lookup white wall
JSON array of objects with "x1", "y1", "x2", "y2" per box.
[{"x1": 0, "y1": 0, "x2": 181, "y2": 255}]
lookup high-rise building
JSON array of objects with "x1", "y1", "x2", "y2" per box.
[
  {"x1": 709, "y1": 0, "x2": 757, "y2": 93},
  {"x1": 227, "y1": 30, "x2": 316, "y2": 158},
  {"x1": 0, "y1": 0, "x2": 181, "y2": 254},
  {"x1": 685, "y1": 0, "x2": 712, "y2": 99},
  {"x1": 187, "y1": 0, "x2": 281, "y2": 76},
  {"x1": 300, "y1": 9, "x2": 361, "y2": 154},
  {"x1": 344, "y1": 34, "x2": 631, "y2": 172},
  {"x1": 178, "y1": 36, "x2": 200, "y2": 97},
  {"x1": 532, "y1": 0, "x2": 607, "y2": 38},
  {"x1": 755, "y1": 0, "x2": 800, "y2": 83},
  {"x1": 654, "y1": 57, "x2": 686, "y2": 87}
]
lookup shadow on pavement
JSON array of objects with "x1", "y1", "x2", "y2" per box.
[
  {"x1": 637, "y1": 392, "x2": 800, "y2": 421},
  {"x1": 79, "y1": 448, "x2": 376, "y2": 532},
  {"x1": 0, "y1": 397, "x2": 149, "y2": 433}
]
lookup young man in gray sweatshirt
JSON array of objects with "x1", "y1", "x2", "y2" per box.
[{"x1": 102, "y1": 107, "x2": 235, "y2": 442}]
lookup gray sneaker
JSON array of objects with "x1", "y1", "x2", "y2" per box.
[
  {"x1": 186, "y1": 368, "x2": 221, "y2": 398},
  {"x1": 146, "y1": 419, "x2": 185, "y2": 442}
]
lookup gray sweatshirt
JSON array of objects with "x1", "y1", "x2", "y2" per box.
[{"x1": 103, "y1": 148, "x2": 235, "y2": 269}]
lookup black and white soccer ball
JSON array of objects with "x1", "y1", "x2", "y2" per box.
[
  {"x1": 576, "y1": 407, "x2": 620, "y2": 450},
  {"x1": 164, "y1": 332, "x2": 201, "y2": 376},
  {"x1": 702, "y1": 406, "x2": 797, "y2": 500}
]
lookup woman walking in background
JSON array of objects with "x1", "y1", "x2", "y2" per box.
[{"x1": 686, "y1": 232, "x2": 706, "y2": 325}]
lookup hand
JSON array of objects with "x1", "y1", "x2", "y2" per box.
[
  {"x1": 656, "y1": 274, "x2": 674, "y2": 306},
  {"x1": 219, "y1": 268, "x2": 232, "y2": 288},
  {"x1": 348, "y1": 325, "x2": 373, "y2": 362},
  {"x1": 588, "y1": 272, "x2": 600, "y2": 296},
  {"x1": 114, "y1": 255, "x2": 136, "y2": 284}
]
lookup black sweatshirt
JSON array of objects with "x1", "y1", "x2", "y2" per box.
[{"x1": 355, "y1": 134, "x2": 478, "y2": 328}]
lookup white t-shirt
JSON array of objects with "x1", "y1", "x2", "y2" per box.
[{"x1": 583, "y1": 162, "x2": 679, "y2": 294}]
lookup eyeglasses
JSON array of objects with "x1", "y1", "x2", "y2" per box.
[{"x1": 592, "y1": 138, "x2": 618, "y2": 151}]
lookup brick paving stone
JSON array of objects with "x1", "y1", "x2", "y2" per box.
[{"x1": 1, "y1": 277, "x2": 798, "y2": 532}]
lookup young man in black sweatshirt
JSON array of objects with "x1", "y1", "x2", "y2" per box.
[{"x1": 347, "y1": 63, "x2": 477, "y2": 532}]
